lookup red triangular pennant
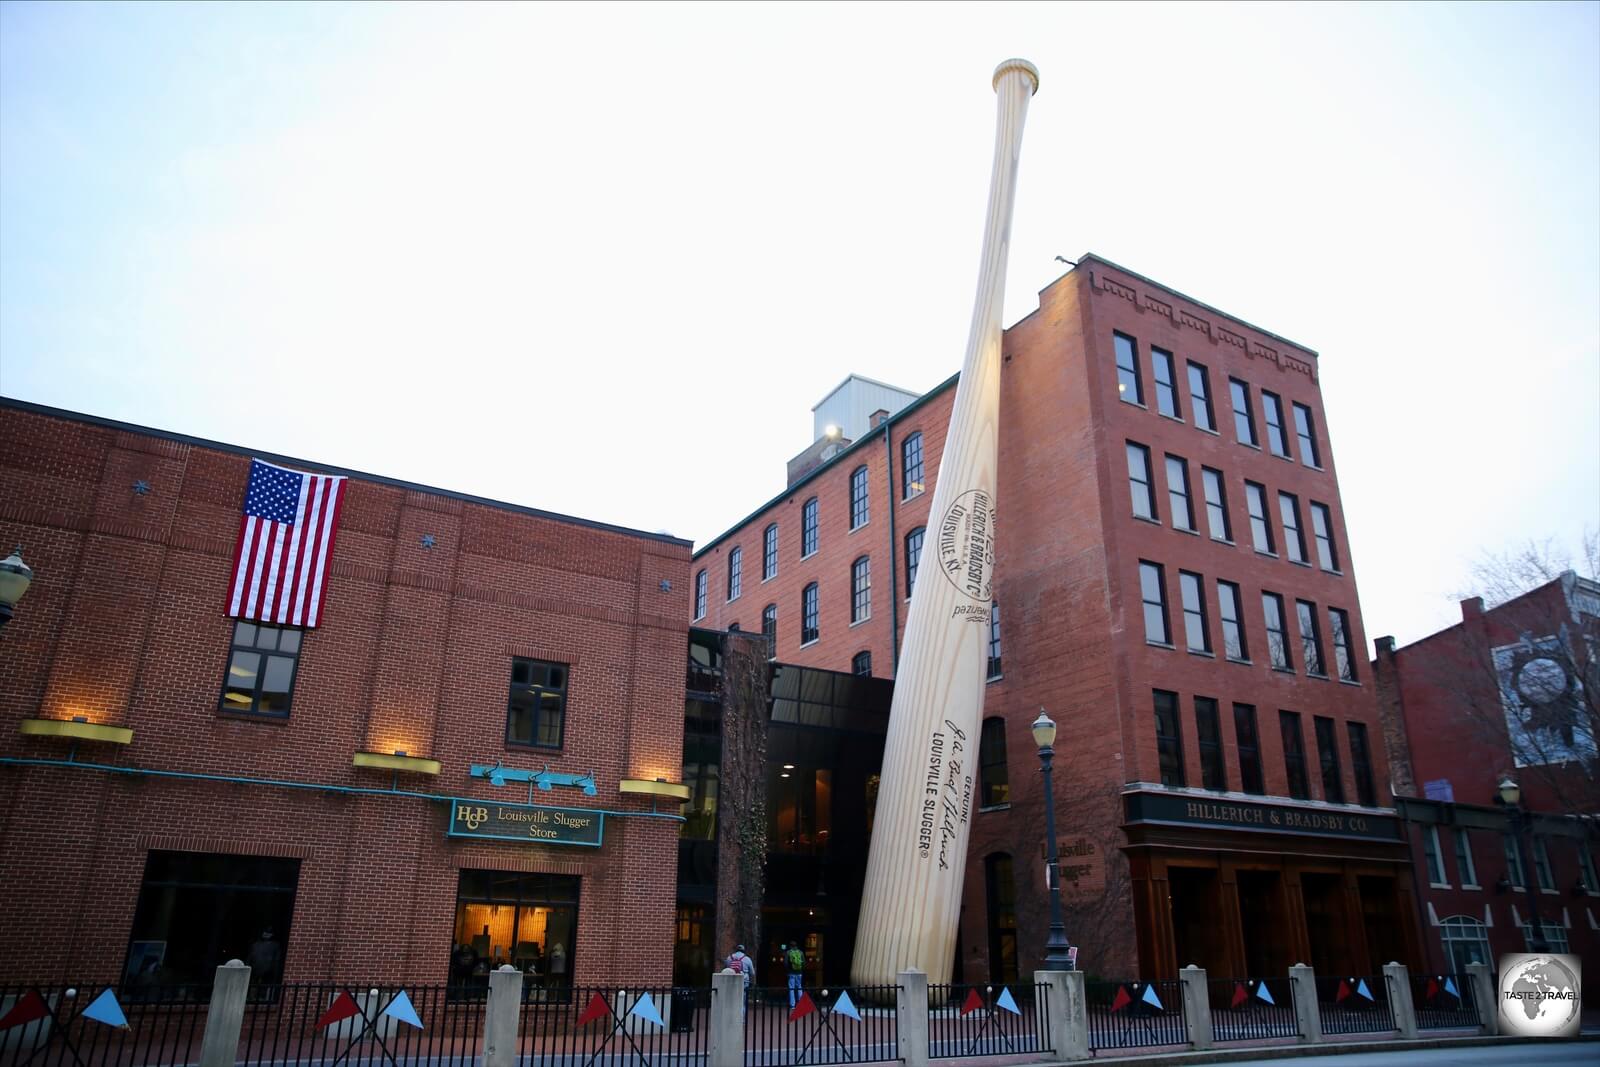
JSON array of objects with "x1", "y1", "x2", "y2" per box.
[
  {"x1": 1110, "y1": 985, "x2": 1132, "y2": 1013},
  {"x1": 576, "y1": 993, "x2": 611, "y2": 1027},
  {"x1": 1425, "y1": 977, "x2": 1439, "y2": 1002},
  {"x1": 960, "y1": 989, "x2": 984, "y2": 1016},
  {"x1": 1335, "y1": 980, "x2": 1351, "y2": 1003},
  {"x1": 1230, "y1": 982, "x2": 1248, "y2": 1009},
  {"x1": 788, "y1": 991, "x2": 817, "y2": 1022},
  {"x1": 315, "y1": 990, "x2": 361, "y2": 1029},
  {"x1": 0, "y1": 990, "x2": 50, "y2": 1031}
]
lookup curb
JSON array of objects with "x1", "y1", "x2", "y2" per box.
[{"x1": 1017, "y1": 1030, "x2": 1600, "y2": 1066}]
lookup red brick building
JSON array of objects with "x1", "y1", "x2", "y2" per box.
[
  {"x1": 1374, "y1": 574, "x2": 1600, "y2": 995},
  {"x1": 691, "y1": 255, "x2": 1422, "y2": 982},
  {"x1": 0, "y1": 400, "x2": 692, "y2": 989}
]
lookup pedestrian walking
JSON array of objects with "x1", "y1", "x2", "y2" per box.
[
  {"x1": 784, "y1": 942, "x2": 805, "y2": 1010},
  {"x1": 726, "y1": 944, "x2": 753, "y2": 1010}
]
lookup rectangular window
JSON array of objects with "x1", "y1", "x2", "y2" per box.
[
  {"x1": 1423, "y1": 827, "x2": 1447, "y2": 885},
  {"x1": 801, "y1": 498, "x2": 818, "y2": 557},
  {"x1": 987, "y1": 602, "x2": 1003, "y2": 679},
  {"x1": 762, "y1": 604, "x2": 777, "y2": 656},
  {"x1": 801, "y1": 583, "x2": 819, "y2": 644},
  {"x1": 507, "y1": 659, "x2": 569, "y2": 748},
  {"x1": 1229, "y1": 378, "x2": 1258, "y2": 447},
  {"x1": 1280, "y1": 711, "x2": 1310, "y2": 800},
  {"x1": 902, "y1": 432, "x2": 925, "y2": 498},
  {"x1": 1293, "y1": 402, "x2": 1321, "y2": 467},
  {"x1": 1263, "y1": 592, "x2": 1291, "y2": 670},
  {"x1": 905, "y1": 527, "x2": 925, "y2": 596},
  {"x1": 770, "y1": 766, "x2": 833, "y2": 856},
  {"x1": 1179, "y1": 570, "x2": 1211, "y2": 653},
  {"x1": 1154, "y1": 689, "x2": 1186, "y2": 788},
  {"x1": 1579, "y1": 846, "x2": 1599, "y2": 894},
  {"x1": 1523, "y1": 922, "x2": 1570, "y2": 954},
  {"x1": 849, "y1": 467, "x2": 869, "y2": 529},
  {"x1": 1127, "y1": 442, "x2": 1158, "y2": 521},
  {"x1": 1202, "y1": 467, "x2": 1232, "y2": 541},
  {"x1": 1279, "y1": 492, "x2": 1307, "y2": 564},
  {"x1": 1115, "y1": 332, "x2": 1143, "y2": 405},
  {"x1": 1262, "y1": 390, "x2": 1291, "y2": 458},
  {"x1": 1310, "y1": 502, "x2": 1339, "y2": 571},
  {"x1": 220, "y1": 621, "x2": 303, "y2": 717},
  {"x1": 852, "y1": 650, "x2": 872, "y2": 676},
  {"x1": 1166, "y1": 455, "x2": 1195, "y2": 531},
  {"x1": 1297, "y1": 600, "x2": 1326, "y2": 676},
  {"x1": 1195, "y1": 696, "x2": 1225, "y2": 791},
  {"x1": 1187, "y1": 361, "x2": 1215, "y2": 432},
  {"x1": 727, "y1": 547, "x2": 742, "y2": 601},
  {"x1": 452, "y1": 871, "x2": 578, "y2": 995},
  {"x1": 1347, "y1": 721, "x2": 1377, "y2": 806},
  {"x1": 851, "y1": 556, "x2": 871, "y2": 623},
  {"x1": 763, "y1": 524, "x2": 778, "y2": 581},
  {"x1": 1329, "y1": 608, "x2": 1357, "y2": 681},
  {"x1": 1454, "y1": 827, "x2": 1479, "y2": 887},
  {"x1": 1314, "y1": 715, "x2": 1345, "y2": 803},
  {"x1": 1533, "y1": 837, "x2": 1556, "y2": 891},
  {"x1": 693, "y1": 570, "x2": 707, "y2": 620},
  {"x1": 1140, "y1": 561, "x2": 1171, "y2": 646},
  {"x1": 1246, "y1": 482, "x2": 1276, "y2": 554},
  {"x1": 1153, "y1": 347, "x2": 1181, "y2": 418},
  {"x1": 1234, "y1": 703, "x2": 1264, "y2": 794},
  {"x1": 1218, "y1": 580, "x2": 1248, "y2": 661},
  {"x1": 1504, "y1": 834, "x2": 1527, "y2": 888},
  {"x1": 980, "y1": 717, "x2": 1010, "y2": 806}
]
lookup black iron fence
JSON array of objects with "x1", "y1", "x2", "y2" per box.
[
  {"x1": 1411, "y1": 973, "x2": 1479, "y2": 1030},
  {"x1": 1315, "y1": 975, "x2": 1395, "y2": 1036},
  {"x1": 234, "y1": 983, "x2": 483, "y2": 1067},
  {"x1": 743, "y1": 985, "x2": 897, "y2": 1067},
  {"x1": 926, "y1": 983, "x2": 1048, "y2": 1060},
  {"x1": 515, "y1": 985, "x2": 708, "y2": 1067},
  {"x1": 1083, "y1": 980, "x2": 1186, "y2": 1052},
  {"x1": 1205, "y1": 978, "x2": 1298, "y2": 1043},
  {"x1": 0, "y1": 981, "x2": 207, "y2": 1067}
]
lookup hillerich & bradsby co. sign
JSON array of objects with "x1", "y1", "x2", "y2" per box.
[
  {"x1": 447, "y1": 799, "x2": 604, "y2": 847},
  {"x1": 1123, "y1": 789, "x2": 1403, "y2": 841}
]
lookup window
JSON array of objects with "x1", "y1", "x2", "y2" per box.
[
  {"x1": 984, "y1": 854, "x2": 1020, "y2": 984},
  {"x1": 1292, "y1": 402, "x2": 1321, "y2": 467},
  {"x1": 801, "y1": 498, "x2": 819, "y2": 558},
  {"x1": 727, "y1": 547, "x2": 742, "y2": 601},
  {"x1": 801, "y1": 583, "x2": 819, "y2": 644},
  {"x1": 1523, "y1": 922, "x2": 1570, "y2": 953},
  {"x1": 1329, "y1": 608, "x2": 1357, "y2": 682},
  {"x1": 851, "y1": 556, "x2": 871, "y2": 623},
  {"x1": 1166, "y1": 455, "x2": 1195, "y2": 531},
  {"x1": 1579, "y1": 846, "x2": 1599, "y2": 894},
  {"x1": 1179, "y1": 571, "x2": 1211, "y2": 653},
  {"x1": 1422, "y1": 827, "x2": 1447, "y2": 885},
  {"x1": 125, "y1": 852, "x2": 301, "y2": 988},
  {"x1": 852, "y1": 650, "x2": 872, "y2": 676},
  {"x1": 987, "y1": 602, "x2": 1003, "y2": 679},
  {"x1": 905, "y1": 527, "x2": 925, "y2": 596},
  {"x1": 693, "y1": 570, "x2": 707, "y2": 620},
  {"x1": 1152, "y1": 348, "x2": 1181, "y2": 418},
  {"x1": 1348, "y1": 722, "x2": 1377, "y2": 806},
  {"x1": 1187, "y1": 361, "x2": 1215, "y2": 432},
  {"x1": 452, "y1": 871, "x2": 578, "y2": 993},
  {"x1": 849, "y1": 467, "x2": 869, "y2": 529},
  {"x1": 770, "y1": 766, "x2": 832, "y2": 854},
  {"x1": 220, "y1": 621, "x2": 302, "y2": 717},
  {"x1": 1154, "y1": 689, "x2": 1186, "y2": 787},
  {"x1": 728, "y1": 623, "x2": 740, "y2": 632},
  {"x1": 1229, "y1": 378, "x2": 1258, "y2": 447},
  {"x1": 507, "y1": 659, "x2": 569, "y2": 748},
  {"x1": 1218, "y1": 581, "x2": 1248, "y2": 661},
  {"x1": 1454, "y1": 828, "x2": 1479, "y2": 887},
  {"x1": 1245, "y1": 482, "x2": 1275, "y2": 554},
  {"x1": 1263, "y1": 592, "x2": 1292, "y2": 670},
  {"x1": 1202, "y1": 467, "x2": 1231, "y2": 541},
  {"x1": 1140, "y1": 562, "x2": 1171, "y2": 646},
  {"x1": 1439, "y1": 916, "x2": 1492, "y2": 972},
  {"x1": 1314, "y1": 715, "x2": 1345, "y2": 803},
  {"x1": 1114, "y1": 332, "x2": 1143, "y2": 404},
  {"x1": 980, "y1": 717, "x2": 1010, "y2": 806},
  {"x1": 763, "y1": 524, "x2": 779, "y2": 581},
  {"x1": 1533, "y1": 837, "x2": 1556, "y2": 891},
  {"x1": 1280, "y1": 711, "x2": 1309, "y2": 799},
  {"x1": 1262, "y1": 390, "x2": 1291, "y2": 458},
  {"x1": 1504, "y1": 833, "x2": 1527, "y2": 888},
  {"x1": 1195, "y1": 697, "x2": 1225, "y2": 791},
  {"x1": 1297, "y1": 600, "x2": 1326, "y2": 676},
  {"x1": 902, "y1": 432, "x2": 925, "y2": 497},
  {"x1": 1127, "y1": 442, "x2": 1158, "y2": 521},
  {"x1": 1234, "y1": 703, "x2": 1264, "y2": 794},
  {"x1": 1279, "y1": 493, "x2": 1307, "y2": 564},
  {"x1": 1310, "y1": 503, "x2": 1338, "y2": 571},
  {"x1": 762, "y1": 603, "x2": 777, "y2": 656}
]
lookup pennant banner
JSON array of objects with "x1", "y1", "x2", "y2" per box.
[
  {"x1": 832, "y1": 991, "x2": 862, "y2": 1022},
  {"x1": 82, "y1": 989, "x2": 128, "y2": 1029},
  {"x1": 577, "y1": 993, "x2": 611, "y2": 1027},
  {"x1": 629, "y1": 993, "x2": 664, "y2": 1029},
  {"x1": 1256, "y1": 981, "x2": 1275, "y2": 1006},
  {"x1": 788, "y1": 992, "x2": 816, "y2": 1023},
  {"x1": 1355, "y1": 979, "x2": 1374, "y2": 1002},
  {"x1": 1230, "y1": 983, "x2": 1248, "y2": 1009},
  {"x1": 316, "y1": 991, "x2": 361, "y2": 1030},
  {"x1": 381, "y1": 991, "x2": 423, "y2": 1030},
  {"x1": 1443, "y1": 976, "x2": 1460, "y2": 1001},
  {"x1": 1140, "y1": 984, "x2": 1163, "y2": 1011},
  {"x1": 1334, "y1": 980, "x2": 1351, "y2": 1004},
  {"x1": 959, "y1": 989, "x2": 984, "y2": 1016},
  {"x1": 1109, "y1": 986, "x2": 1132, "y2": 1014},
  {"x1": 996, "y1": 987, "x2": 1021, "y2": 1016},
  {"x1": 0, "y1": 990, "x2": 50, "y2": 1031}
]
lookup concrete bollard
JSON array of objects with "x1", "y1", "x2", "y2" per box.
[
  {"x1": 1288, "y1": 964, "x2": 1321, "y2": 1043},
  {"x1": 200, "y1": 960, "x2": 252, "y2": 1067},
  {"x1": 708, "y1": 971, "x2": 745, "y2": 1067},
  {"x1": 1178, "y1": 965, "x2": 1213, "y2": 1050},
  {"x1": 1382, "y1": 962, "x2": 1417, "y2": 1039},
  {"x1": 1033, "y1": 969, "x2": 1088, "y2": 1061},
  {"x1": 483, "y1": 965, "x2": 523, "y2": 1067},
  {"x1": 897, "y1": 970, "x2": 929, "y2": 1067},
  {"x1": 1465, "y1": 962, "x2": 1498, "y2": 1036}
]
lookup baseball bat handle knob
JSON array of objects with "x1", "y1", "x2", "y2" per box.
[{"x1": 992, "y1": 58, "x2": 1040, "y2": 95}]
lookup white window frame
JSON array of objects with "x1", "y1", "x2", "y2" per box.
[
  {"x1": 1423, "y1": 826, "x2": 1449, "y2": 887},
  {"x1": 1453, "y1": 827, "x2": 1479, "y2": 888}
]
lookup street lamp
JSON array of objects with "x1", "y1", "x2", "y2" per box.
[
  {"x1": 1032, "y1": 710, "x2": 1074, "y2": 970},
  {"x1": 1497, "y1": 775, "x2": 1550, "y2": 953},
  {"x1": 0, "y1": 547, "x2": 34, "y2": 630}
]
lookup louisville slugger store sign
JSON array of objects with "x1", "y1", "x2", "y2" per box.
[
  {"x1": 447, "y1": 800, "x2": 605, "y2": 847},
  {"x1": 1123, "y1": 789, "x2": 1403, "y2": 841}
]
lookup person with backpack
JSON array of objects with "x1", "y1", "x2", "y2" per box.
[
  {"x1": 726, "y1": 944, "x2": 753, "y2": 1008},
  {"x1": 783, "y1": 942, "x2": 805, "y2": 1009}
]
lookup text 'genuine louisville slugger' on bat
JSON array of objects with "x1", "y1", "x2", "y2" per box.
[{"x1": 851, "y1": 58, "x2": 1039, "y2": 988}]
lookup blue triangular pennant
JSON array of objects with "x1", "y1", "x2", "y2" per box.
[
  {"x1": 996, "y1": 987, "x2": 1021, "y2": 1016},
  {"x1": 1141, "y1": 984, "x2": 1163, "y2": 1010},
  {"x1": 381, "y1": 990, "x2": 422, "y2": 1029},
  {"x1": 82, "y1": 989, "x2": 127, "y2": 1029},
  {"x1": 1355, "y1": 979, "x2": 1374, "y2": 1002},
  {"x1": 833, "y1": 990, "x2": 861, "y2": 1021},
  {"x1": 1255, "y1": 982, "x2": 1275, "y2": 1006},
  {"x1": 1443, "y1": 977, "x2": 1459, "y2": 1000},
  {"x1": 629, "y1": 992, "x2": 664, "y2": 1028}
]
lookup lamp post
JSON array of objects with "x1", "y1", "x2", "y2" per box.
[
  {"x1": 0, "y1": 547, "x2": 34, "y2": 631},
  {"x1": 1032, "y1": 710, "x2": 1074, "y2": 970},
  {"x1": 1498, "y1": 775, "x2": 1550, "y2": 952}
]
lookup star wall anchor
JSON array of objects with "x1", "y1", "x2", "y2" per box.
[
  {"x1": 470, "y1": 761, "x2": 597, "y2": 804},
  {"x1": 132, "y1": 480, "x2": 151, "y2": 496},
  {"x1": 420, "y1": 534, "x2": 436, "y2": 549}
]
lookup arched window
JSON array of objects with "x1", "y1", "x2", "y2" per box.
[
  {"x1": 727, "y1": 547, "x2": 742, "y2": 601},
  {"x1": 693, "y1": 570, "x2": 707, "y2": 620},
  {"x1": 984, "y1": 853, "x2": 1019, "y2": 984},
  {"x1": 980, "y1": 717, "x2": 1009, "y2": 807},
  {"x1": 763, "y1": 523, "x2": 779, "y2": 581},
  {"x1": 1438, "y1": 916, "x2": 1491, "y2": 973},
  {"x1": 905, "y1": 527, "x2": 925, "y2": 596},
  {"x1": 849, "y1": 466, "x2": 869, "y2": 529},
  {"x1": 851, "y1": 556, "x2": 871, "y2": 623},
  {"x1": 902, "y1": 433, "x2": 925, "y2": 498},
  {"x1": 852, "y1": 650, "x2": 872, "y2": 677},
  {"x1": 801, "y1": 498, "x2": 819, "y2": 558},
  {"x1": 801, "y1": 583, "x2": 819, "y2": 645}
]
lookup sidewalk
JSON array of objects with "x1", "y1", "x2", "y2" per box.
[{"x1": 993, "y1": 1031, "x2": 1600, "y2": 1067}]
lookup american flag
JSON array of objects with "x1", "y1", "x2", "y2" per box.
[{"x1": 227, "y1": 459, "x2": 347, "y2": 628}]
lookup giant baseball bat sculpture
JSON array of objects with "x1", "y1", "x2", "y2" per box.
[{"x1": 852, "y1": 58, "x2": 1038, "y2": 987}]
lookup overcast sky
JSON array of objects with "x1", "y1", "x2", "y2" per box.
[{"x1": 2, "y1": 1, "x2": 1596, "y2": 649}]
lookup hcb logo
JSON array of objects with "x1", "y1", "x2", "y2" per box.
[{"x1": 458, "y1": 804, "x2": 488, "y2": 830}]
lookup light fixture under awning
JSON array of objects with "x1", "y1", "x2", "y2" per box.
[
  {"x1": 20, "y1": 718, "x2": 133, "y2": 745},
  {"x1": 353, "y1": 751, "x2": 441, "y2": 776},
  {"x1": 620, "y1": 778, "x2": 691, "y2": 801}
]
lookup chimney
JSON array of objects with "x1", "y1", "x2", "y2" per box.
[
  {"x1": 1374, "y1": 636, "x2": 1395, "y2": 657},
  {"x1": 869, "y1": 409, "x2": 890, "y2": 430},
  {"x1": 1460, "y1": 597, "x2": 1484, "y2": 621}
]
